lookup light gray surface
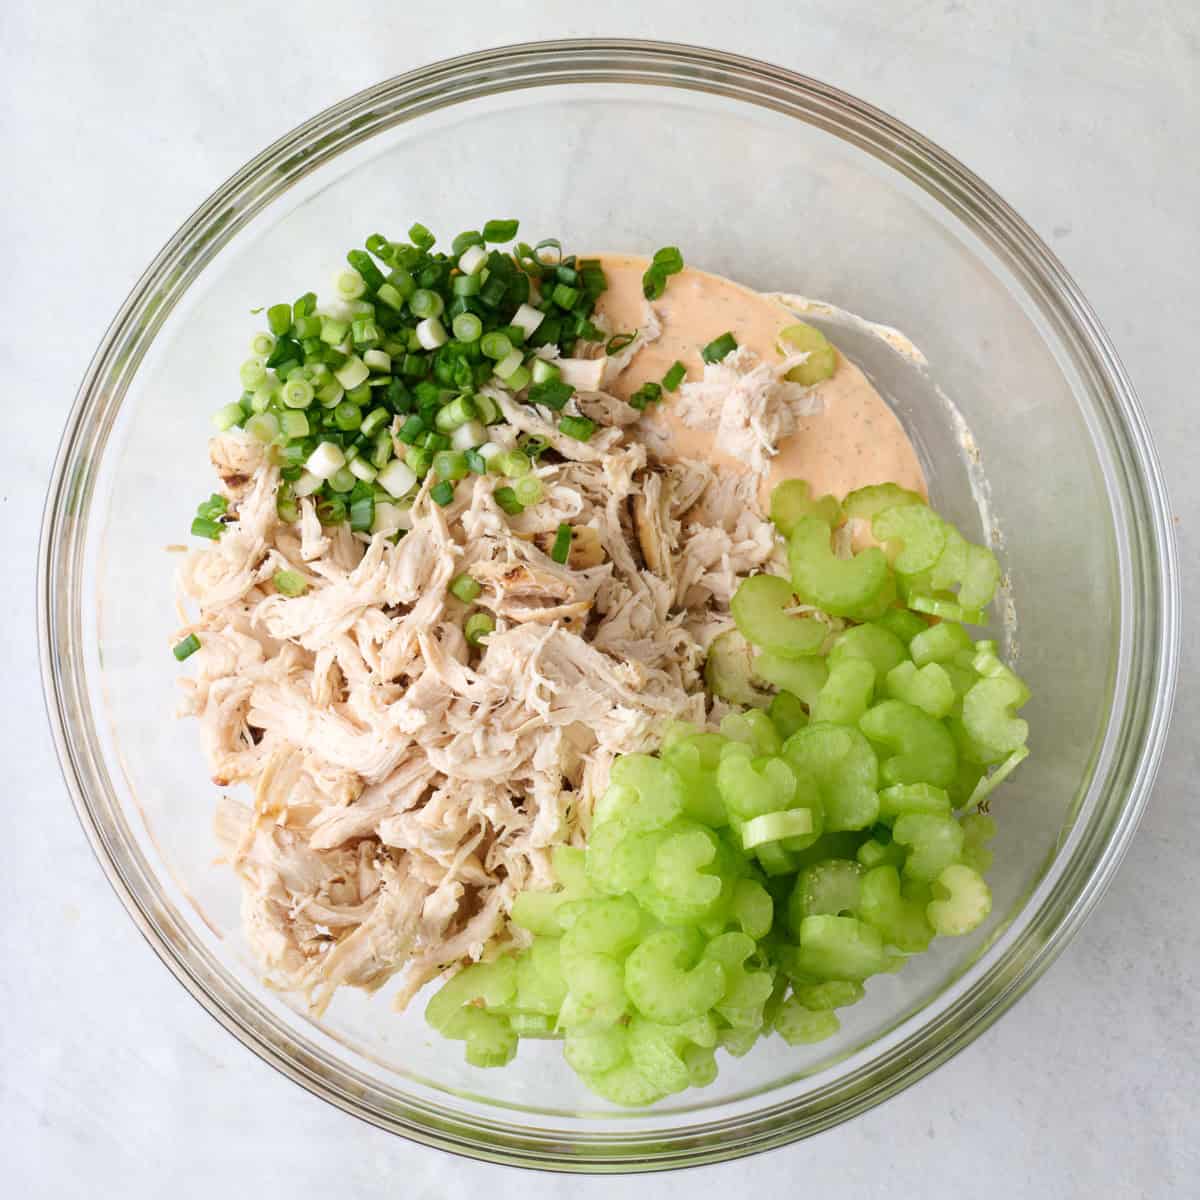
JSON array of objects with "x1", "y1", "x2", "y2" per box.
[{"x1": 2, "y1": 2, "x2": 1196, "y2": 1196}]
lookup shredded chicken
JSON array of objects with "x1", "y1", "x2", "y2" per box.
[{"x1": 178, "y1": 308, "x2": 808, "y2": 1018}]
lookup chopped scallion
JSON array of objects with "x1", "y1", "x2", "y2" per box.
[
  {"x1": 550, "y1": 523, "x2": 572, "y2": 564},
  {"x1": 464, "y1": 612, "x2": 495, "y2": 646},
  {"x1": 273, "y1": 569, "x2": 308, "y2": 597},
  {"x1": 431, "y1": 479, "x2": 455, "y2": 506},
  {"x1": 493, "y1": 486, "x2": 524, "y2": 515},
  {"x1": 450, "y1": 573, "x2": 483, "y2": 603},
  {"x1": 482, "y1": 218, "x2": 520, "y2": 242},
  {"x1": 173, "y1": 633, "x2": 202, "y2": 661},
  {"x1": 701, "y1": 331, "x2": 738, "y2": 364},
  {"x1": 558, "y1": 414, "x2": 596, "y2": 442},
  {"x1": 662, "y1": 360, "x2": 686, "y2": 391}
]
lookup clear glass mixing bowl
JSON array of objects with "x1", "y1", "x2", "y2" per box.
[{"x1": 38, "y1": 41, "x2": 1178, "y2": 1171}]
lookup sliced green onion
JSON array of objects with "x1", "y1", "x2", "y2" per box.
[
  {"x1": 465, "y1": 612, "x2": 495, "y2": 646},
  {"x1": 405, "y1": 444, "x2": 432, "y2": 477},
  {"x1": 240, "y1": 358, "x2": 268, "y2": 388},
  {"x1": 451, "y1": 420, "x2": 487, "y2": 451},
  {"x1": 483, "y1": 218, "x2": 519, "y2": 242},
  {"x1": 363, "y1": 348, "x2": 391, "y2": 373},
  {"x1": 452, "y1": 272, "x2": 483, "y2": 297},
  {"x1": 505, "y1": 365, "x2": 531, "y2": 391},
  {"x1": 465, "y1": 448, "x2": 487, "y2": 474},
  {"x1": 369, "y1": 430, "x2": 394, "y2": 469},
  {"x1": 246, "y1": 412, "x2": 281, "y2": 443},
  {"x1": 495, "y1": 450, "x2": 531, "y2": 478},
  {"x1": 328, "y1": 466, "x2": 356, "y2": 493},
  {"x1": 267, "y1": 304, "x2": 292, "y2": 336},
  {"x1": 305, "y1": 441, "x2": 346, "y2": 480},
  {"x1": 397, "y1": 415, "x2": 425, "y2": 444},
  {"x1": 551, "y1": 283, "x2": 580, "y2": 309},
  {"x1": 629, "y1": 382, "x2": 662, "y2": 411},
  {"x1": 320, "y1": 316, "x2": 350, "y2": 345},
  {"x1": 558, "y1": 414, "x2": 596, "y2": 442},
  {"x1": 273, "y1": 569, "x2": 308, "y2": 597},
  {"x1": 408, "y1": 222, "x2": 435, "y2": 250},
  {"x1": 349, "y1": 457, "x2": 377, "y2": 482},
  {"x1": 662, "y1": 360, "x2": 686, "y2": 391},
  {"x1": 642, "y1": 264, "x2": 667, "y2": 300},
  {"x1": 652, "y1": 245, "x2": 685, "y2": 274},
  {"x1": 513, "y1": 476, "x2": 544, "y2": 506},
  {"x1": 452, "y1": 312, "x2": 483, "y2": 342},
  {"x1": 493, "y1": 486, "x2": 524, "y2": 515},
  {"x1": 474, "y1": 393, "x2": 501, "y2": 424},
  {"x1": 511, "y1": 302, "x2": 545, "y2": 338},
  {"x1": 433, "y1": 450, "x2": 469, "y2": 481},
  {"x1": 435, "y1": 395, "x2": 477, "y2": 432},
  {"x1": 493, "y1": 348, "x2": 524, "y2": 380},
  {"x1": 377, "y1": 458, "x2": 417, "y2": 498},
  {"x1": 349, "y1": 495, "x2": 375, "y2": 532},
  {"x1": 334, "y1": 355, "x2": 369, "y2": 390},
  {"x1": 481, "y1": 331, "x2": 513, "y2": 361},
  {"x1": 458, "y1": 244, "x2": 488, "y2": 276},
  {"x1": 212, "y1": 402, "x2": 244, "y2": 431},
  {"x1": 196, "y1": 493, "x2": 228, "y2": 520},
  {"x1": 527, "y1": 379, "x2": 574, "y2": 410},
  {"x1": 431, "y1": 479, "x2": 455, "y2": 506},
  {"x1": 410, "y1": 289, "x2": 444, "y2": 319},
  {"x1": 606, "y1": 332, "x2": 637, "y2": 355},
  {"x1": 450, "y1": 573, "x2": 482, "y2": 603},
  {"x1": 293, "y1": 470, "x2": 322, "y2": 498},
  {"x1": 191, "y1": 515, "x2": 224, "y2": 540},
  {"x1": 333, "y1": 401, "x2": 361, "y2": 431},
  {"x1": 360, "y1": 407, "x2": 390, "y2": 436},
  {"x1": 316, "y1": 379, "x2": 344, "y2": 408},
  {"x1": 533, "y1": 238, "x2": 562, "y2": 267},
  {"x1": 336, "y1": 269, "x2": 366, "y2": 300},
  {"x1": 530, "y1": 359, "x2": 560, "y2": 385},
  {"x1": 550, "y1": 523, "x2": 572, "y2": 564},
  {"x1": 416, "y1": 317, "x2": 447, "y2": 350},
  {"x1": 278, "y1": 411, "x2": 308, "y2": 439},
  {"x1": 701, "y1": 331, "x2": 738, "y2": 364},
  {"x1": 281, "y1": 376, "x2": 314, "y2": 409},
  {"x1": 173, "y1": 633, "x2": 202, "y2": 661}
]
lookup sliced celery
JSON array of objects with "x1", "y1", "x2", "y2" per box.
[
  {"x1": 859, "y1": 699, "x2": 958, "y2": 789},
  {"x1": 828, "y1": 622, "x2": 908, "y2": 683},
  {"x1": 731, "y1": 573, "x2": 827, "y2": 658},
  {"x1": 873, "y1": 503, "x2": 947, "y2": 575},
  {"x1": 789, "y1": 859, "x2": 865, "y2": 931},
  {"x1": 624, "y1": 928, "x2": 726, "y2": 1025},
  {"x1": 927, "y1": 863, "x2": 992, "y2": 936},
  {"x1": 885, "y1": 660, "x2": 956, "y2": 719},
  {"x1": 892, "y1": 813, "x2": 965, "y2": 883},
  {"x1": 793, "y1": 914, "x2": 889, "y2": 981},
  {"x1": 788, "y1": 515, "x2": 891, "y2": 619},
  {"x1": 811, "y1": 658, "x2": 876, "y2": 726},
  {"x1": 756, "y1": 652, "x2": 829, "y2": 709},
  {"x1": 705, "y1": 629, "x2": 772, "y2": 708},
  {"x1": 792, "y1": 979, "x2": 865, "y2": 1011},
  {"x1": 841, "y1": 482, "x2": 923, "y2": 523},
  {"x1": 859, "y1": 864, "x2": 934, "y2": 952},
  {"x1": 783, "y1": 723, "x2": 880, "y2": 832},
  {"x1": 774, "y1": 998, "x2": 840, "y2": 1046},
  {"x1": 770, "y1": 478, "x2": 842, "y2": 535}
]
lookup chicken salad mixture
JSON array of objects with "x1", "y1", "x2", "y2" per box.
[{"x1": 173, "y1": 224, "x2": 1029, "y2": 1104}]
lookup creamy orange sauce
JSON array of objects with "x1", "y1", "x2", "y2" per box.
[{"x1": 592, "y1": 254, "x2": 926, "y2": 502}]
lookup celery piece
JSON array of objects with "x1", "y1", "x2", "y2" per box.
[
  {"x1": 510, "y1": 845, "x2": 594, "y2": 935},
  {"x1": 507, "y1": 1013, "x2": 559, "y2": 1038},
  {"x1": 873, "y1": 504, "x2": 948, "y2": 575},
  {"x1": 793, "y1": 914, "x2": 889, "y2": 980},
  {"x1": 789, "y1": 860, "x2": 866, "y2": 933},
  {"x1": 556, "y1": 955, "x2": 629, "y2": 1030},
  {"x1": 877, "y1": 782, "x2": 952, "y2": 822},
  {"x1": 859, "y1": 699, "x2": 958, "y2": 789},
  {"x1": 842, "y1": 482, "x2": 924, "y2": 523},
  {"x1": 857, "y1": 837, "x2": 906, "y2": 870},
  {"x1": 511, "y1": 938, "x2": 567, "y2": 1016},
  {"x1": 586, "y1": 820, "x2": 666, "y2": 895},
  {"x1": 960, "y1": 812, "x2": 998, "y2": 873},
  {"x1": 874, "y1": 609, "x2": 928, "y2": 646},
  {"x1": 908, "y1": 594, "x2": 986, "y2": 625},
  {"x1": 662, "y1": 733, "x2": 729, "y2": 827},
  {"x1": 778, "y1": 322, "x2": 839, "y2": 386},
  {"x1": 792, "y1": 979, "x2": 865, "y2": 1011},
  {"x1": 595, "y1": 754, "x2": 685, "y2": 832},
  {"x1": 927, "y1": 863, "x2": 992, "y2": 936},
  {"x1": 720, "y1": 708, "x2": 783, "y2": 756},
  {"x1": 650, "y1": 825, "x2": 725, "y2": 918},
  {"x1": 812, "y1": 658, "x2": 876, "y2": 726},
  {"x1": 783, "y1": 723, "x2": 880, "y2": 832},
  {"x1": 580, "y1": 1063, "x2": 667, "y2": 1107},
  {"x1": 909, "y1": 620, "x2": 973, "y2": 668},
  {"x1": 949, "y1": 755, "x2": 988, "y2": 808},
  {"x1": 627, "y1": 1017, "x2": 694, "y2": 1095},
  {"x1": 683, "y1": 1043, "x2": 719, "y2": 1088},
  {"x1": 769, "y1": 690, "x2": 809, "y2": 739},
  {"x1": 624, "y1": 928, "x2": 726, "y2": 1025},
  {"x1": 447, "y1": 1008, "x2": 519, "y2": 1068},
  {"x1": 930, "y1": 527, "x2": 1001, "y2": 610},
  {"x1": 718, "y1": 1024, "x2": 761, "y2": 1058},
  {"x1": 716, "y1": 754, "x2": 801, "y2": 821},
  {"x1": 892, "y1": 814, "x2": 966, "y2": 884},
  {"x1": 770, "y1": 478, "x2": 842, "y2": 535},
  {"x1": 885, "y1": 660, "x2": 956, "y2": 719},
  {"x1": 859, "y1": 864, "x2": 935, "y2": 952},
  {"x1": 704, "y1": 931, "x2": 776, "y2": 1028},
  {"x1": 705, "y1": 629, "x2": 772, "y2": 708},
  {"x1": 968, "y1": 745, "x2": 1030, "y2": 808},
  {"x1": 425, "y1": 957, "x2": 517, "y2": 1032},
  {"x1": 788, "y1": 515, "x2": 891, "y2": 618},
  {"x1": 674, "y1": 1012, "x2": 721, "y2": 1048},
  {"x1": 731, "y1": 574, "x2": 827, "y2": 658},
  {"x1": 775, "y1": 998, "x2": 841, "y2": 1045},
  {"x1": 962, "y1": 676, "x2": 1029, "y2": 761},
  {"x1": 829, "y1": 623, "x2": 908, "y2": 685},
  {"x1": 756, "y1": 652, "x2": 829, "y2": 709},
  {"x1": 564, "y1": 1024, "x2": 627, "y2": 1075},
  {"x1": 559, "y1": 895, "x2": 644, "y2": 972},
  {"x1": 756, "y1": 841, "x2": 800, "y2": 876},
  {"x1": 732, "y1": 878, "x2": 774, "y2": 940}
]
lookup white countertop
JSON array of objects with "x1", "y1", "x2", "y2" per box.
[{"x1": 4, "y1": 3, "x2": 1197, "y2": 1196}]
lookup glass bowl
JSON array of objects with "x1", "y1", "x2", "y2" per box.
[{"x1": 39, "y1": 40, "x2": 1178, "y2": 1171}]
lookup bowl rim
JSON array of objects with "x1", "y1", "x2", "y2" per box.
[{"x1": 38, "y1": 38, "x2": 1180, "y2": 1172}]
